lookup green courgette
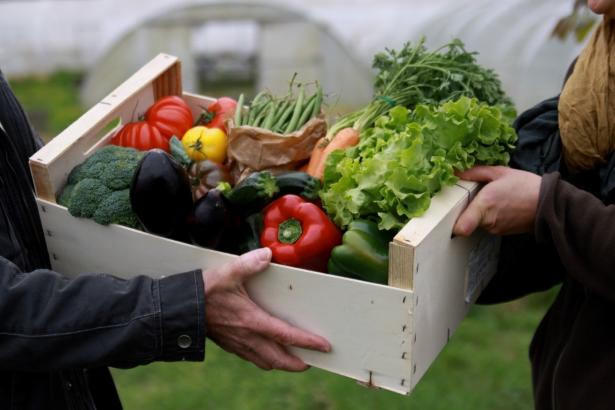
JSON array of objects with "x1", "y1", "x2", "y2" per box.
[
  {"x1": 274, "y1": 171, "x2": 321, "y2": 201},
  {"x1": 223, "y1": 171, "x2": 279, "y2": 214}
]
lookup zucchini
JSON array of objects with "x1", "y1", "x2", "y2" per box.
[
  {"x1": 223, "y1": 171, "x2": 279, "y2": 213},
  {"x1": 274, "y1": 171, "x2": 321, "y2": 201}
]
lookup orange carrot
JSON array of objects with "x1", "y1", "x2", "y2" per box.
[
  {"x1": 313, "y1": 127, "x2": 360, "y2": 180},
  {"x1": 306, "y1": 137, "x2": 327, "y2": 176}
]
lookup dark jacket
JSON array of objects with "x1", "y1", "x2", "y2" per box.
[
  {"x1": 0, "y1": 72, "x2": 206, "y2": 409},
  {"x1": 479, "y1": 94, "x2": 615, "y2": 409}
]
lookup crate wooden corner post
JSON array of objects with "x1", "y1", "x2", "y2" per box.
[
  {"x1": 388, "y1": 181, "x2": 500, "y2": 392},
  {"x1": 28, "y1": 53, "x2": 182, "y2": 203}
]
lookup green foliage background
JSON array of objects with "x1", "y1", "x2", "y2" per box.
[{"x1": 10, "y1": 71, "x2": 557, "y2": 410}]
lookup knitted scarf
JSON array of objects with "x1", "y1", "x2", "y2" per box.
[{"x1": 559, "y1": 17, "x2": 615, "y2": 172}]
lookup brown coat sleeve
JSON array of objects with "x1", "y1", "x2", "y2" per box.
[{"x1": 536, "y1": 172, "x2": 615, "y2": 301}]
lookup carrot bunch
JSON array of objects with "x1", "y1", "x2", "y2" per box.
[{"x1": 306, "y1": 128, "x2": 360, "y2": 180}]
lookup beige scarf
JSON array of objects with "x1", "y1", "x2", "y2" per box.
[{"x1": 559, "y1": 17, "x2": 615, "y2": 172}]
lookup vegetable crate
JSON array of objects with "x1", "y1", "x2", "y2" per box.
[{"x1": 29, "y1": 53, "x2": 499, "y2": 395}]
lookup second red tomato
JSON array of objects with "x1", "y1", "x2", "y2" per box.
[
  {"x1": 111, "y1": 121, "x2": 169, "y2": 152},
  {"x1": 197, "y1": 97, "x2": 237, "y2": 132},
  {"x1": 146, "y1": 95, "x2": 194, "y2": 140}
]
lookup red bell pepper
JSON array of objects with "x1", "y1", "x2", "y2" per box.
[{"x1": 260, "y1": 194, "x2": 342, "y2": 272}]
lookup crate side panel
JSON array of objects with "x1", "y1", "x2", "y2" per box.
[
  {"x1": 37, "y1": 199, "x2": 414, "y2": 395},
  {"x1": 153, "y1": 60, "x2": 182, "y2": 99},
  {"x1": 407, "y1": 185, "x2": 499, "y2": 390}
]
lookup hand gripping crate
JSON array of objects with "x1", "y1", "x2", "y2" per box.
[{"x1": 28, "y1": 53, "x2": 499, "y2": 395}]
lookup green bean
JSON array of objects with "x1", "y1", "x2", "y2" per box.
[
  {"x1": 234, "y1": 93, "x2": 245, "y2": 126},
  {"x1": 272, "y1": 99, "x2": 291, "y2": 126},
  {"x1": 284, "y1": 84, "x2": 305, "y2": 134},
  {"x1": 262, "y1": 102, "x2": 278, "y2": 130},
  {"x1": 253, "y1": 98, "x2": 274, "y2": 127},
  {"x1": 247, "y1": 98, "x2": 270, "y2": 126},
  {"x1": 250, "y1": 91, "x2": 267, "y2": 108},
  {"x1": 311, "y1": 85, "x2": 323, "y2": 119},
  {"x1": 272, "y1": 100, "x2": 295, "y2": 131},
  {"x1": 297, "y1": 94, "x2": 318, "y2": 129},
  {"x1": 246, "y1": 92, "x2": 267, "y2": 125}
]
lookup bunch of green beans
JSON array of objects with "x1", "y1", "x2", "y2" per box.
[{"x1": 234, "y1": 83, "x2": 323, "y2": 134}]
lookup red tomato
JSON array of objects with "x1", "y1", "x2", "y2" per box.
[
  {"x1": 196, "y1": 97, "x2": 237, "y2": 132},
  {"x1": 110, "y1": 121, "x2": 169, "y2": 152},
  {"x1": 146, "y1": 96, "x2": 194, "y2": 140}
]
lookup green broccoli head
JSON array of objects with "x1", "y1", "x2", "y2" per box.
[
  {"x1": 56, "y1": 183, "x2": 75, "y2": 208},
  {"x1": 102, "y1": 158, "x2": 141, "y2": 190},
  {"x1": 93, "y1": 189, "x2": 141, "y2": 229},
  {"x1": 58, "y1": 145, "x2": 145, "y2": 228},
  {"x1": 74, "y1": 146, "x2": 143, "y2": 189},
  {"x1": 67, "y1": 178, "x2": 112, "y2": 218}
]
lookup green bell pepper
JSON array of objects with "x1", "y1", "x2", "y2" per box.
[{"x1": 327, "y1": 219, "x2": 393, "y2": 284}]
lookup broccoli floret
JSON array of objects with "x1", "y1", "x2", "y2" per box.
[
  {"x1": 102, "y1": 158, "x2": 140, "y2": 190},
  {"x1": 57, "y1": 183, "x2": 75, "y2": 207},
  {"x1": 66, "y1": 163, "x2": 84, "y2": 185},
  {"x1": 67, "y1": 179, "x2": 111, "y2": 218},
  {"x1": 57, "y1": 145, "x2": 144, "y2": 228},
  {"x1": 77, "y1": 145, "x2": 143, "y2": 190},
  {"x1": 93, "y1": 189, "x2": 141, "y2": 228}
]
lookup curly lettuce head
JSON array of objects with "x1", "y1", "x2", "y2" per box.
[{"x1": 321, "y1": 97, "x2": 517, "y2": 230}]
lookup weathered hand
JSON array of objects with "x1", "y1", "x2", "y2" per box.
[
  {"x1": 453, "y1": 166, "x2": 541, "y2": 237},
  {"x1": 203, "y1": 248, "x2": 331, "y2": 371}
]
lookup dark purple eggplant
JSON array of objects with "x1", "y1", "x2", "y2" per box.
[
  {"x1": 187, "y1": 189, "x2": 238, "y2": 250},
  {"x1": 130, "y1": 149, "x2": 193, "y2": 240}
]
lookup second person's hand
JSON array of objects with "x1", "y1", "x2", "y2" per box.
[
  {"x1": 203, "y1": 248, "x2": 331, "y2": 372},
  {"x1": 453, "y1": 166, "x2": 541, "y2": 237}
]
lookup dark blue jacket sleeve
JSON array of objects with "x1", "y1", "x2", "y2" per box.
[
  {"x1": 0, "y1": 256, "x2": 206, "y2": 372},
  {"x1": 0, "y1": 69, "x2": 207, "y2": 375}
]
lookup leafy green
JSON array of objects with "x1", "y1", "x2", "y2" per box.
[
  {"x1": 327, "y1": 37, "x2": 514, "y2": 139},
  {"x1": 321, "y1": 97, "x2": 517, "y2": 230}
]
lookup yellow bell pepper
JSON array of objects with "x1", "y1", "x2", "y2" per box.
[{"x1": 181, "y1": 126, "x2": 227, "y2": 163}]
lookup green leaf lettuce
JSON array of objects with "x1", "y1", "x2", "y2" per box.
[{"x1": 321, "y1": 97, "x2": 517, "y2": 230}]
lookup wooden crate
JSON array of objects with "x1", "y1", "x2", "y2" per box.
[{"x1": 28, "y1": 53, "x2": 499, "y2": 395}]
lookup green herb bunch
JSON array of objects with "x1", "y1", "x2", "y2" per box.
[{"x1": 327, "y1": 38, "x2": 514, "y2": 139}]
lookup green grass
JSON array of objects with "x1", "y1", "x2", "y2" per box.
[
  {"x1": 9, "y1": 71, "x2": 557, "y2": 410},
  {"x1": 8, "y1": 71, "x2": 85, "y2": 143}
]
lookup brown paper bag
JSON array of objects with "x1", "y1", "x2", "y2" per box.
[{"x1": 226, "y1": 116, "x2": 326, "y2": 182}]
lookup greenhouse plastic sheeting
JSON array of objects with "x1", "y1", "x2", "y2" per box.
[{"x1": 0, "y1": 0, "x2": 587, "y2": 111}]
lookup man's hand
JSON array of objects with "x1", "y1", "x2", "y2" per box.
[
  {"x1": 453, "y1": 166, "x2": 542, "y2": 237},
  {"x1": 203, "y1": 248, "x2": 331, "y2": 372}
]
